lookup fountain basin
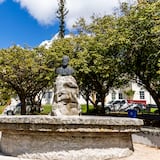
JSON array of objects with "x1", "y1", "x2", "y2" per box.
[{"x1": 0, "y1": 115, "x2": 143, "y2": 159}]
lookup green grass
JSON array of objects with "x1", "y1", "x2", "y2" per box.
[
  {"x1": 39, "y1": 104, "x2": 94, "y2": 115},
  {"x1": 150, "y1": 108, "x2": 158, "y2": 113},
  {"x1": 40, "y1": 104, "x2": 95, "y2": 115},
  {"x1": 81, "y1": 104, "x2": 95, "y2": 114},
  {"x1": 0, "y1": 105, "x2": 6, "y2": 114},
  {"x1": 41, "y1": 104, "x2": 52, "y2": 115}
]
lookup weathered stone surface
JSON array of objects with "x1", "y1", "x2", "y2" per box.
[
  {"x1": 19, "y1": 148, "x2": 132, "y2": 160},
  {"x1": 132, "y1": 127, "x2": 160, "y2": 148},
  {"x1": 51, "y1": 75, "x2": 80, "y2": 116},
  {"x1": 0, "y1": 115, "x2": 143, "y2": 126},
  {"x1": 0, "y1": 115, "x2": 143, "y2": 157}
]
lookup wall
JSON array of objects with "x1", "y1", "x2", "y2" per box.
[{"x1": 132, "y1": 127, "x2": 160, "y2": 148}]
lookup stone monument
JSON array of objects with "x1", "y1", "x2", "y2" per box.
[
  {"x1": 0, "y1": 56, "x2": 144, "y2": 160},
  {"x1": 51, "y1": 55, "x2": 80, "y2": 116}
]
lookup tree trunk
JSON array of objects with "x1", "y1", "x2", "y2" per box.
[
  {"x1": 145, "y1": 85, "x2": 160, "y2": 115},
  {"x1": 86, "y1": 91, "x2": 89, "y2": 113},
  {"x1": 19, "y1": 95, "x2": 26, "y2": 115},
  {"x1": 150, "y1": 94, "x2": 160, "y2": 115},
  {"x1": 101, "y1": 93, "x2": 106, "y2": 115}
]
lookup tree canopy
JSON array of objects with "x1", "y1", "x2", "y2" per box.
[
  {"x1": 47, "y1": 15, "x2": 130, "y2": 113},
  {"x1": 0, "y1": 46, "x2": 54, "y2": 114},
  {"x1": 118, "y1": 1, "x2": 160, "y2": 112},
  {"x1": 47, "y1": 1, "x2": 160, "y2": 114}
]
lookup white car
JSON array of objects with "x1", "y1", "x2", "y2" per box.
[
  {"x1": 104, "y1": 99, "x2": 128, "y2": 113},
  {"x1": 124, "y1": 103, "x2": 146, "y2": 113},
  {"x1": 3, "y1": 102, "x2": 31, "y2": 115}
]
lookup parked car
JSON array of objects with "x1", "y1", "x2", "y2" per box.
[
  {"x1": 104, "y1": 99, "x2": 146, "y2": 114},
  {"x1": 124, "y1": 103, "x2": 146, "y2": 113},
  {"x1": 3, "y1": 102, "x2": 32, "y2": 115},
  {"x1": 104, "y1": 99, "x2": 128, "y2": 114}
]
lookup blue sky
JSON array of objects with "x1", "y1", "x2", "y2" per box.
[
  {"x1": 0, "y1": 0, "x2": 59, "y2": 48},
  {"x1": 0, "y1": 0, "x2": 129, "y2": 49}
]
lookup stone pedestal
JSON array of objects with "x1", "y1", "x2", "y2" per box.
[
  {"x1": 52, "y1": 75, "x2": 80, "y2": 116},
  {"x1": 0, "y1": 115, "x2": 143, "y2": 159}
]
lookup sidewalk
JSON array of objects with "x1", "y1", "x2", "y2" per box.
[
  {"x1": 113, "y1": 143, "x2": 160, "y2": 160},
  {"x1": 0, "y1": 154, "x2": 32, "y2": 160}
]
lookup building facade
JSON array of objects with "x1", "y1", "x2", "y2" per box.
[
  {"x1": 42, "y1": 82, "x2": 156, "y2": 106},
  {"x1": 106, "y1": 82, "x2": 155, "y2": 105}
]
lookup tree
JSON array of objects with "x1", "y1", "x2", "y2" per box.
[
  {"x1": 158, "y1": 60, "x2": 160, "y2": 74},
  {"x1": 56, "y1": 0, "x2": 69, "y2": 38},
  {"x1": 0, "y1": 46, "x2": 54, "y2": 115},
  {"x1": 124, "y1": 89, "x2": 135, "y2": 100},
  {"x1": 71, "y1": 16, "x2": 130, "y2": 113},
  {"x1": 49, "y1": 1, "x2": 160, "y2": 115},
  {"x1": 0, "y1": 80, "x2": 15, "y2": 106},
  {"x1": 118, "y1": 1, "x2": 160, "y2": 113}
]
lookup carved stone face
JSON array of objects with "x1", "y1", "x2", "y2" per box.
[{"x1": 62, "y1": 55, "x2": 69, "y2": 67}]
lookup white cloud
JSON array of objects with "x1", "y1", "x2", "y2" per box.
[
  {"x1": 66, "y1": 0, "x2": 122, "y2": 29},
  {"x1": 13, "y1": 0, "x2": 133, "y2": 29},
  {"x1": 13, "y1": 0, "x2": 58, "y2": 25},
  {"x1": 0, "y1": 0, "x2": 5, "y2": 4}
]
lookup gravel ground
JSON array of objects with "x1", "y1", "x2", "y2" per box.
[{"x1": 0, "y1": 143, "x2": 160, "y2": 160}]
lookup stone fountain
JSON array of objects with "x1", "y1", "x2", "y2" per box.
[
  {"x1": 0, "y1": 115, "x2": 143, "y2": 159},
  {"x1": 0, "y1": 56, "x2": 143, "y2": 160}
]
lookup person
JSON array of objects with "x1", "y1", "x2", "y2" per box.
[{"x1": 56, "y1": 55, "x2": 74, "y2": 76}]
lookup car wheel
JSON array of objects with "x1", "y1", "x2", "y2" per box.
[
  {"x1": 7, "y1": 110, "x2": 14, "y2": 115},
  {"x1": 105, "y1": 107, "x2": 111, "y2": 114}
]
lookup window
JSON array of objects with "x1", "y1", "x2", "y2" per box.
[
  {"x1": 113, "y1": 100, "x2": 121, "y2": 105},
  {"x1": 43, "y1": 92, "x2": 52, "y2": 99},
  {"x1": 111, "y1": 92, "x2": 116, "y2": 100},
  {"x1": 139, "y1": 91, "x2": 145, "y2": 99},
  {"x1": 121, "y1": 100, "x2": 125, "y2": 105},
  {"x1": 48, "y1": 92, "x2": 52, "y2": 99},
  {"x1": 119, "y1": 93, "x2": 123, "y2": 99}
]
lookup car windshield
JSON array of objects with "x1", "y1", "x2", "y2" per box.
[
  {"x1": 108, "y1": 100, "x2": 114, "y2": 104},
  {"x1": 16, "y1": 103, "x2": 21, "y2": 107}
]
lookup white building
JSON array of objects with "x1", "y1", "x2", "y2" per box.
[
  {"x1": 41, "y1": 89, "x2": 54, "y2": 105},
  {"x1": 106, "y1": 82, "x2": 155, "y2": 105},
  {"x1": 42, "y1": 82, "x2": 155, "y2": 106}
]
